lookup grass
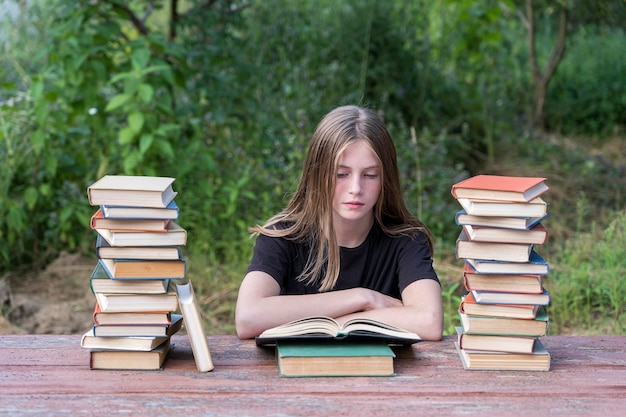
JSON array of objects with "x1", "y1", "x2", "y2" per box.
[{"x1": 186, "y1": 210, "x2": 626, "y2": 338}]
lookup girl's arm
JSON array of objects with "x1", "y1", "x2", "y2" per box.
[
  {"x1": 335, "y1": 279, "x2": 443, "y2": 341},
  {"x1": 235, "y1": 271, "x2": 442, "y2": 340}
]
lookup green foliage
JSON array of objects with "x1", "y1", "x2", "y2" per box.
[
  {"x1": 546, "y1": 27, "x2": 626, "y2": 136},
  {"x1": 1, "y1": 0, "x2": 625, "y2": 336},
  {"x1": 546, "y1": 210, "x2": 626, "y2": 335}
]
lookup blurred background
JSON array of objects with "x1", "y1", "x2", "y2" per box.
[{"x1": 1, "y1": 0, "x2": 624, "y2": 336}]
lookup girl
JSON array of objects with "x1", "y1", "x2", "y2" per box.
[{"x1": 235, "y1": 105, "x2": 443, "y2": 341}]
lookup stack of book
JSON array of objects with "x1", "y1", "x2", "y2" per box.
[
  {"x1": 451, "y1": 175, "x2": 551, "y2": 371},
  {"x1": 81, "y1": 175, "x2": 188, "y2": 370}
]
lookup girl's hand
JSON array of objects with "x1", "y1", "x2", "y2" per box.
[{"x1": 358, "y1": 287, "x2": 404, "y2": 310}]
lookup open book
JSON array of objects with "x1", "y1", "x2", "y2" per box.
[{"x1": 255, "y1": 316, "x2": 421, "y2": 346}]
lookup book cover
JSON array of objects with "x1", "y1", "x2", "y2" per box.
[
  {"x1": 101, "y1": 200, "x2": 180, "y2": 220},
  {"x1": 89, "y1": 339, "x2": 171, "y2": 370},
  {"x1": 94, "y1": 289, "x2": 179, "y2": 313},
  {"x1": 470, "y1": 288, "x2": 550, "y2": 306},
  {"x1": 457, "y1": 197, "x2": 548, "y2": 218},
  {"x1": 81, "y1": 331, "x2": 172, "y2": 351},
  {"x1": 90, "y1": 208, "x2": 171, "y2": 232},
  {"x1": 456, "y1": 230, "x2": 533, "y2": 263},
  {"x1": 96, "y1": 235, "x2": 182, "y2": 260},
  {"x1": 92, "y1": 303, "x2": 172, "y2": 326},
  {"x1": 276, "y1": 340, "x2": 395, "y2": 377},
  {"x1": 97, "y1": 258, "x2": 186, "y2": 280},
  {"x1": 451, "y1": 175, "x2": 549, "y2": 202},
  {"x1": 95, "y1": 221, "x2": 187, "y2": 247},
  {"x1": 90, "y1": 263, "x2": 170, "y2": 294},
  {"x1": 176, "y1": 281, "x2": 214, "y2": 372},
  {"x1": 458, "y1": 308, "x2": 549, "y2": 337},
  {"x1": 462, "y1": 223, "x2": 548, "y2": 245},
  {"x1": 455, "y1": 339, "x2": 550, "y2": 371},
  {"x1": 459, "y1": 292, "x2": 540, "y2": 320},
  {"x1": 462, "y1": 263, "x2": 543, "y2": 294},
  {"x1": 255, "y1": 316, "x2": 421, "y2": 347},
  {"x1": 92, "y1": 314, "x2": 183, "y2": 338},
  {"x1": 456, "y1": 327, "x2": 537, "y2": 354},
  {"x1": 455, "y1": 210, "x2": 549, "y2": 230},
  {"x1": 87, "y1": 175, "x2": 177, "y2": 208},
  {"x1": 465, "y1": 251, "x2": 550, "y2": 275}
]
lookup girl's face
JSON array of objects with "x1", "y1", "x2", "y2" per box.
[{"x1": 332, "y1": 140, "x2": 381, "y2": 226}]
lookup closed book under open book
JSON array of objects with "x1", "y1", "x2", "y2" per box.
[{"x1": 276, "y1": 340, "x2": 396, "y2": 377}]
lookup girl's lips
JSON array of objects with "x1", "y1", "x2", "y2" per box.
[{"x1": 344, "y1": 201, "x2": 364, "y2": 209}]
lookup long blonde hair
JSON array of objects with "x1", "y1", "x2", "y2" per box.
[{"x1": 251, "y1": 105, "x2": 434, "y2": 291}]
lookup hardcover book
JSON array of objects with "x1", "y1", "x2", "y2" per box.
[
  {"x1": 456, "y1": 230, "x2": 533, "y2": 263},
  {"x1": 101, "y1": 200, "x2": 179, "y2": 220},
  {"x1": 455, "y1": 210, "x2": 549, "y2": 230},
  {"x1": 89, "y1": 339, "x2": 171, "y2": 370},
  {"x1": 92, "y1": 314, "x2": 183, "y2": 338},
  {"x1": 97, "y1": 258, "x2": 186, "y2": 280},
  {"x1": 275, "y1": 340, "x2": 395, "y2": 377},
  {"x1": 470, "y1": 288, "x2": 550, "y2": 306},
  {"x1": 96, "y1": 235, "x2": 182, "y2": 260},
  {"x1": 94, "y1": 289, "x2": 178, "y2": 313},
  {"x1": 462, "y1": 263, "x2": 543, "y2": 294},
  {"x1": 459, "y1": 292, "x2": 541, "y2": 320},
  {"x1": 87, "y1": 175, "x2": 177, "y2": 208},
  {"x1": 457, "y1": 197, "x2": 548, "y2": 218},
  {"x1": 451, "y1": 175, "x2": 549, "y2": 202},
  {"x1": 90, "y1": 262, "x2": 170, "y2": 294},
  {"x1": 90, "y1": 208, "x2": 171, "y2": 232},
  {"x1": 176, "y1": 281, "x2": 214, "y2": 372},
  {"x1": 92, "y1": 303, "x2": 172, "y2": 326},
  {"x1": 81, "y1": 317, "x2": 181, "y2": 351},
  {"x1": 455, "y1": 339, "x2": 550, "y2": 371},
  {"x1": 95, "y1": 221, "x2": 187, "y2": 247},
  {"x1": 462, "y1": 223, "x2": 548, "y2": 245},
  {"x1": 256, "y1": 316, "x2": 421, "y2": 346},
  {"x1": 456, "y1": 327, "x2": 537, "y2": 354},
  {"x1": 459, "y1": 308, "x2": 549, "y2": 337},
  {"x1": 465, "y1": 251, "x2": 550, "y2": 275}
]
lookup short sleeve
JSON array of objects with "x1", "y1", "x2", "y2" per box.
[{"x1": 396, "y1": 233, "x2": 439, "y2": 293}]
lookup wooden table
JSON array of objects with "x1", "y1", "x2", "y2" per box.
[{"x1": 1, "y1": 334, "x2": 625, "y2": 416}]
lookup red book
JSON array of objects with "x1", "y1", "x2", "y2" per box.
[
  {"x1": 90, "y1": 208, "x2": 171, "y2": 232},
  {"x1": 451, "y1": 175, "x2": 549, "y2": 202}
]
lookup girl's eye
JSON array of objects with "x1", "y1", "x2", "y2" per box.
[
  {"x1": 337, "y1": 172, "x2": 349, "y2": 178},
  {"x1": 364, "y1": 173, "x2": 379, "y2": 179}
]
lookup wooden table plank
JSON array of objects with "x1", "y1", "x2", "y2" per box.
[{"x1": 1, "y1": 335, "x2": 625, "y2": 416}]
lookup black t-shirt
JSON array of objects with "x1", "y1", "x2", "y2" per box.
[{"x1": 246, "y1": 222, "x2": 439, "y2": 299}]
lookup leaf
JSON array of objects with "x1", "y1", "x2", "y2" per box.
[
  {"x1": 24, "y1": 186, "x2": 38, "y2": 210},
  {"x1": 137, "y1": 83, "x2": 154, "y2": 103},
  {"x1": 128, "y1": 112, "x2": 145, "y2": 133},
  {"x1": 118, "y1": 126, "x2": 136, "y2": 145},
  {"x1": 139, "y1": 133, "x2": 154, "y2": 154},
  {"x1": 59, "y1": 205, "x2": 73, "y2": 222},
  {"x1": 132, "y1": 47, "x2": 151, "y2": 71},
  {"x1": 30, "y1": 129, "x2": 45, "y2": 155},
  {"x1": 105, "y1": 93, "x2": 132, "y2": 112}
]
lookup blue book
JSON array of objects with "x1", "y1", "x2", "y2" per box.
[
  {"x1": 100, "y1": 200, "x2": 179, "y2": 220},
  {"x1": 455, "y1": 209, "x2": 549, "y2": 230},
  {"x1": 465, "y1": 251, "x2": 550, "y2": 275}
]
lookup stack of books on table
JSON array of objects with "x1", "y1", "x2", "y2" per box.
[
  {"x1": 451, "y1": 175, "x2": 551, "y2": 371},
  {"x1": 80, "y1": 175, "x2": 187, "y2": 370}
]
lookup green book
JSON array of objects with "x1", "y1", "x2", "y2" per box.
[
  {"x1": 275, "y1": 340, "x2": 396, "y2": 377},
  {"x1": 459, "y1": 307, "x2": 549, "y2": 337}
]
